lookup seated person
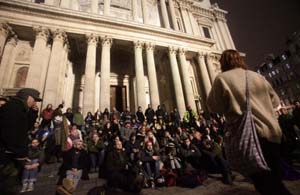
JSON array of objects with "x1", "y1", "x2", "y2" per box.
[
  {"x1": 57, "y1": 139, "x2": 89, "y2": 193},
  {"x1": 141, "y1": 141, "x2": 161, "y2": 187},
  {"x1": 105, "y1": 140, "x2": 144, "y2": 193},
  {"x1": 20, "y1": 139, "x2": 44, "y2": 193},
  {"x1": 179, "y1": 137, "x2": 202, "y2": 169}
]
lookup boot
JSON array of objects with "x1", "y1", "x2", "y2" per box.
[
  {"x1": 27, "y1": 182, "x2": 34, "y2": 192},
  {"x1": 222, "y1": 172, "x2": 233, "y2": 185},
  {"x1": 20, "y1": 183, "x2": 28, "y2": 193}
]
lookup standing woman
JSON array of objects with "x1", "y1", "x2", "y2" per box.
[
  {"x1": 52, "y1": 109, "x2": 70, "y2": 162},
  {"x1": 207, "y1": 50, "x2": 291, "y2": 195}
]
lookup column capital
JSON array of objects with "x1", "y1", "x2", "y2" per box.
[
  {"x1": 178, "y1": 48, "x2": 186, "y2": 56},
  {"x1": 134, "y1": 40, "x2": 144, "y2": 50},
  {"x1": 52, "y1": 29, "x2": 67, "y2": 43},
  {"x1": 206, "y1": 52, "x2": 217, "y2": 61},
  {"x1": 198, "y1": 51, "x2": 207, "y2": 58},
  {"x1": 101, "y1": 36, "x2": 112, "y2": 47},
  {"x1": 7, "y1": 35, "x2": 18, "y2": 46},
  {"x1": 33, "y1": 26, "x2": 50, "y2": 41},
  {"x1": 86, "y1": 34, "x2": 99, "y2": 45},
  {"x1": 168, "y1": 46, "x2": 178, "y2": 54},
  {"x1": 145, "y1": 42, "x2": 155, "y2": 51},
  {"x1": 0, "y1": 22, "x2": 12, "y2": 38},
  {"x1": 64, "y1": 40, "x2": 70, "y2": 53}
]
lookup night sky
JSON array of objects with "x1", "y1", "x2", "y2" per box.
[{"x1": 211, "y1": 0, "x2": 300, "y2": 68}]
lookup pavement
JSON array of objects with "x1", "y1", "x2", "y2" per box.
[{"x1": 18, "y1": 162, "x2": 300, "y2": 195}]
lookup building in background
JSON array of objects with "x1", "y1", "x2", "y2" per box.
[
  {"x1": 256, "y1": 31, "x2": 300, "y2": 105},
  {"x1": 0, "y1": 0, "x2": 236, "y2": 116}
]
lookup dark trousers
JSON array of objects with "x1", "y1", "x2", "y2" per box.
[
  {"x1": 250, "y1": 138, "x2": 291, "y2": 195},
  {"x1": 0, "y1": 153, "x2": 23, "y2": 195}
]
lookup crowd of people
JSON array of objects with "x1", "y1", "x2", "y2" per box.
[
  {"x1": 0, "y1": 50, "x2": 300, "y2": 195},
  {"x1": 1, "y1": 97, "x2": 299, "y2": 194}
]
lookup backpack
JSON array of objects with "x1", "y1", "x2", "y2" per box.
[
  {"x1": 165, "y1": 171, "x2": 177, "y2": 187},
  {"x1": 177, "y1": 171, "x2": 203, "y2": 188}
]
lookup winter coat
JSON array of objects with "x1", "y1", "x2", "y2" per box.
[{"x1": 0, "y1": 97, "x2": 38, "y2": 158}]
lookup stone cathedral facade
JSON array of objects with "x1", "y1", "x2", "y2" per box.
[{"x1": 0, "y1": 0, "x2": 235, "y2": 116}]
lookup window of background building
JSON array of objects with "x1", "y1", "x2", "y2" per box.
[
  {"x1": 202, "y1": 27, "x2": 211, "y2": 39},
  {"x1": 35, "y1": 0, "x2": 45, "y2": 3},
  {"x1": 268, "y1": 73, "x2": 272, "y2": 78},
  {"x1": 272, "y1": 70, "x2": 276, "y2": 76},
  {"x1": 285, "y1": 63, "x2": 291, "y2": 69},
  {"x1": 268, "y1": 63, "x2": 273, "y2": 68},
  {"x1": 281, "y1": 54, "x2": 287, "y2": 60}
]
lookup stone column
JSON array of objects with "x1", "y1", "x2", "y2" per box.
[
  {"x1": 132, "y1": 0, "x2": 139, "y2": 22},
  {"x1": 95, "y1": 73, "x2": 100, "y2": 111},
  {"x1": 216, "y1": 19, "x2": 231, "y2": 49},
  {"x1": 168, "y1": 46, "x2": 185, "y2": 117},
  {"x1": 57, "y1": 42, "x2": 69, "y2": 104},
  {"x1": 210, "y1": 24, "x2": 221, "y2": 50},
  {"x1": 91, "y1": 0, "x2": 99, "y2": 14},
  {"x1": 83, "y1": 34, "x2": 98, "y2": 115},
  {"x1": 0, "y1": 36, "x2": 17, "y2": 88},
  {"x1": 100, "y1": 36, "x2": 112, "y2": 111},
  {"x1": 179, "y1": 5, "x2": 193, "y2": 34},
  {"x1": 213, "y1": 21, "x2": 225, "y2": 50},
  {"x1": 26, "y1": 27, "x2": 49, "y2": 90},
  {"x1": 178, "y1": 48, "x2": 196, "y2": 111},
  {"x1": 223, "y1": 22, "x2": 236, "y2": 49},
  {"x1": 60, "y1": 0, "x2": 70, "y2": 8},
  {"x1": 169, "y1": 0, "x2": 179, "y2": 31},
  {"x1": 145, "y1": 43, "x2": 160, "y2": 109},
  {"x1": 141, "y1": 0, "x2": 149, "y2": 24},
  {"x1": 103, "y1": 0, "x2": 110, "y2": 16},
  {"x1": 0, "y1": 22, "x2": 11, "y2": 59},
  {"x1": 134, "y1": 41, "x2": 146, "y2": 109},
  {"x1": 43, "y1": 30, "x2": 66, "y2": 107},
  {"x1": 39, "y1": 44, "x2": 51, "y2": 94},
  {"x1": 160, "y1": 0, "x2": 170, "y2": 28},
  {"x1": 197, "y1": 51, "x2": 212, "y2": 98},
  {"x1": 206, "y1": 53, "x2": 217, "y2": 83}
]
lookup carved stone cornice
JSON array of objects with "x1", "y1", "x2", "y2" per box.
[
  {"x1": 86, "y1": 33, "x2": 98, "y2": 45},
  {"x1": 178, "y1": 48, "x2": 186, "y2": 56},
  {"x1": 101, "y1": 35, "x2": 112, "y2": 47},
  {"x1": 212, "y1": 7, "x2": 227, "y2": 22},
  {"x1": 168, "y1": 46, "x2": 177, "y2": 54},
  {"x1": 145, "y1": 42, "x2": 155, "y2": 51},
  {"x1": 52, "y1": 29, "x2": 67, "y2": 43},
  {"x1": 0, "y1": 0, "x2": 215, "y2": 50},
  {"x1": 178, "y1": 0, "x2": 194, "y2": 11},
  {"x1": 134, "y1": 40, "x2": 144, "y2": 50},
  {"x1": 33, "y1": 26, "x2": 50, "y2": 42},
  {"x1": 190, "y1": 4, "x2": 214, "y2": 19}
]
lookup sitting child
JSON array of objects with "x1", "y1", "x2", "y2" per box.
[{"x1": 20, "y1": 139, "x2": 44, "y2": 193}]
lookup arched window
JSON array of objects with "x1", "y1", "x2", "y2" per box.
[{"x1": 14, "y1": 67, "x2": 29, "y2": 88}]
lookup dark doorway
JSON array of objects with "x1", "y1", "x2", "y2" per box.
[{"x1": 110, "y1": 86, "x2": 126, "y2": 112}]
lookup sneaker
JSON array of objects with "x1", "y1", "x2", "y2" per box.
[
  {"x1": 20, "y1": 183, "x2": 28, "y2": 193},
  {"x1": 27, "y1": 182, "x2": 34, "y2": 192}
]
